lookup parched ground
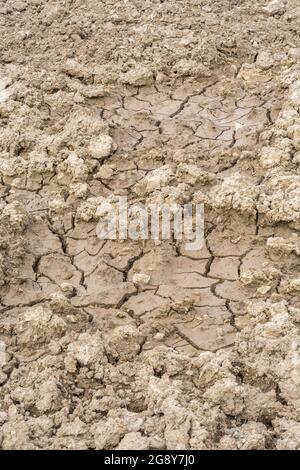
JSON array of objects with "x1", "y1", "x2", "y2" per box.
[{"x1": 0, "y1": 0, "x2": 300, "y2": 450}]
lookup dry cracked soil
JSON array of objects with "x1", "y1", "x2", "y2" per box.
[{"x1": 0, "y1": 0, "x2": 300, "y2": 450}]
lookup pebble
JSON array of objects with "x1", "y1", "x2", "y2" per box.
[
  {"x1": 88, "y1": 135, "x2": 117, "y2": 160},
  {"x1": 132, "y1": 273, "x2": 151, "y2": 285}
]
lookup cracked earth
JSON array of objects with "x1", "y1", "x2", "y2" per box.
[{"x1": 0, "y1": 0, "x2": 300, "y2": 450}]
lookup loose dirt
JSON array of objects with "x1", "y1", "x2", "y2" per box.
[{"x1": 0, "y1": 0, "x2": 300, "y2": 450}]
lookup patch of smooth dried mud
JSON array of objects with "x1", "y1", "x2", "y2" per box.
[{"x1": 0, "y1": 0, "x2": 300, "y2": 450}]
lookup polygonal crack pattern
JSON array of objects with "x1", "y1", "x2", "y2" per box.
[
  {"x1": 96, "y1": 81, "x2": 276, "y2": 152},
  {"x1": 0, "y1": 73, "x2": 284, "y2": 356}
]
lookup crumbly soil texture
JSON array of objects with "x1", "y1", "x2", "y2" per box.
[{"x1": 0, "y1": 0, "x2": 300, "y2": 450}]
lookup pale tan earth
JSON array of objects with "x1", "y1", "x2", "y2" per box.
[{"x1": 0, "y1": 0, "x2": 300, "y2": 450}]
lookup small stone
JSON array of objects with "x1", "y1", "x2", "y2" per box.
[
  {"x1": 231, "y1": 236, "x2": 242, "y2": 244},
  {"x1": 256, "y1": 51, "x2": 274, "y2": 70},
  {"x1": 88, "y1": 136, "x2": 117, "y2": 160},
  {"x1": 60, "y1": 282, "x2": 75, "y2": 297},
  {"x1": 262, "y1": 0, "x2": 286, "y2": 16},
  {"x1": 132, "y1": 273, "x2": 151, "y2": 285},
  {"x1": 154, "y1": 332, "x2": 165, "y2": 341},
  {"x1": 257, "y1": 285, "x2": 272, "y2": 295}
]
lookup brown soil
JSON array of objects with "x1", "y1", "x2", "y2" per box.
[{"x1": 0, "y1": 0, "x2": 300, "y2": 450}]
